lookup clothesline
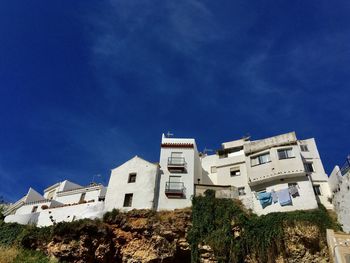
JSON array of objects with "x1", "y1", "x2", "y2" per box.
[{"x1": 255, "y1": 185, "x2": 300, "y2": 209}]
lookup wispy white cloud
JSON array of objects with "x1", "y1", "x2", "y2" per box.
[{"x1": 87, "y1": 0, "x2": 221, "y2": 101}]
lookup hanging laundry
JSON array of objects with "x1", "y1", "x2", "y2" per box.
[
  {"x1": 271, "y1": 190, "x2": 278, "y2": 203},
  {"x1": 289, "y1": 185, "x2": 299, "y2": 198},
  {"x1": 257, "y1": 192, "x2": 272, "y2": 208},
  {"x1": 277, "y1": 188, "x2": 292, "y2": 206}
]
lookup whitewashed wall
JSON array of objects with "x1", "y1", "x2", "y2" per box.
[
  {"x1": 330, "y1": 166, "x2": 350, "y2": 233},
  {"x1": 200, "y1": 154, "x2": 218, "y2": 185},
  {"x1": 249, "y1": 176, "x2": 318, "y2": 215},
  {"x1": 104, "y1": 156, "x2": 159, "y2": 212},
  {"x1": 5, "y1": 212, "x2": 40, "y2": 225},
  {"x1": 300, "y1": 138, "x2": 333, "y2": 209},
  {"x1": 36, "y1": 202, "x2": 104, "y2": 227},
  {"x1": 157, "y1": 135, "x2": 200, "y2": 210}
]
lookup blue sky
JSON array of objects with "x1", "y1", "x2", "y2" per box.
[{"x1": 0, "y1": 1, "x2": 349, "y2": 201}]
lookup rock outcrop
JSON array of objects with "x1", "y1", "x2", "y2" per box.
[
  {"x1": 28, "y1": 208, "x2": 331, "y2": 263},
  {"x1": 46, "y1": 209, "x2": 192, "y2": 263}
]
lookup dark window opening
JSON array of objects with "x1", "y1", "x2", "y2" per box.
[
  {"x1": 31, "y1": 206, "x2": 38, "y2": 213},
  {"x1": 123, "y1": 193, "x2": 133, "y2": 207},
  {"x1": 313, "y1": 185, "x2": 321, "y2": 196},
  {"x1": 128, "y1": 173, "x2": 137, "y2": 183}
]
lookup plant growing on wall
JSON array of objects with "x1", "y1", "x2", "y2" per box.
[{"x1": 188, "y1": 189, "x2": 341, "y2": 263}]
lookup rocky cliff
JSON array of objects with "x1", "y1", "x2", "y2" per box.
[
  {"x1": 20, "y1": 207, "x2": 333, "y2": 263},
  {"x1": 45, "y1": 209, "x2": 192, "y2": 263}
]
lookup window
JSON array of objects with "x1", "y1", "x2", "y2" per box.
[
  {"x1": 170, "y1": 152, "x2": 184, "y2": 165},
  {"x1": 288, "y1": 182, "x2": 300, "y2": 197},
  {"x1": 230, "y1": 167, "x2": 240, "y2": 176},
  {"x1": 128, "y1": 173, "x2": 137, "y2": 183},
  {"x1": 278, "y1": 148, "x2": 294, "y2": 160},
  {"x1": 211, "y1": 166, "x2": 217, "y2": 173},
  {"x1": 313, "y1": 185, "x2": 321, "y2": 196},
  {"x1": 238, "y1": 187, "x2": 246, "y2": 196},
  {"x1": 123, "y1": 193, "x2": 133, "y2": 207},
  {"x1": 304, "y1": 162, "x2": 314, "y2": 173},
  {"x1": 31, "y1": 206, "x2": 38, "y2": 213},
  {"x1": 300, "y1": 145, "x2": 309, "y2": 152},
  {"x1": 251, "y1": 152, "x2": 271, "y2": 166},
  {"x1": 79, "y1": 193, "x2": 86, "y2": 203},
  {"x1": 167, "y1": 176, "x2": 183, "y2": 192}
]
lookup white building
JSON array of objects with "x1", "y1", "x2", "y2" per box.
[
  {"x1": 104, "y1": 156, "x2": 159, "y2": 211},
  {"x1": 200, "y1": 132, "x2": 333, "y2": 215},
  {"x1": 4, "y1": 131, "x2": 334, "y2": 226},
  {"x1": 156, "y1": 134, "x2": 202, "y2": 210},
  {"x1": 4, "y1": 180, "x2": 106, "y2": 226},
  {"x1": 329, "y1": 156, "x2": 350, "y2": 233}
]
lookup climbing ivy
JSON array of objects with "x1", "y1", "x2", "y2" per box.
[
  {"x1": 188, "y1": 190, "x2": 248, "y2": 263},
  {"x1": 188, "y1": 190, "x2": 341, "y2": 263}
]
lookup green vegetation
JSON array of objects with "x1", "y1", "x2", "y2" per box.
[
  {"x1": 0, "y1": 219, "x2": 102, "y2": 263},
  {"x1": 0, "y1": 246, "x2": 55, "y2": 263},
  {"x1": 0, "y1": 222, "x2": 26, "y2": 246},
  {"x1": 0, "y1": 193, "x2": 341, "y2": 263},
  {"x1": 188, "y1": 190, "x2": 248, "y2": 263},
  {"x1": 12, "y1": 248, "x2": 54, "y2": 263},
  {"x1": 103, "y1": 208, "x2": 121, "y2": 223},
  {"x1": 188, "y1": 189, "x2": 341, "y2": 263}
]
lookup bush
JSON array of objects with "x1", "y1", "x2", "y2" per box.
[
  {"x1": 0, "y1": 222, "x2": 26, "y2": 246},
  {"x1": 51, "y1": 219, "x2": 101, "y2": 241},
  {"x1": 18, "y1": 225, "x2": 52, "y2": 249},
  {"x1": 103, "y1": 209, "x2": 121, "y2": 224}
]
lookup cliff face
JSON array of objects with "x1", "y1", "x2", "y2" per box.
[
  {"x1": 46, "y1": 209, "x2": 192, "y2": 263},
  {"x1": 245, "y1": 222, "x2": 330, "y2": 263},
  {"x1": 37, "y1": 208, "x2": 332, "y2": 263}
]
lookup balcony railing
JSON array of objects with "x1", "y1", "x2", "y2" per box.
[
  {"x1": 167, "y1": 157, "x2": 187, "y2": 172},
  {"x1": 165, "y1": 182, "x2": 185, "y2": 198}
]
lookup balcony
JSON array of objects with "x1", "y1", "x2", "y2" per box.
[
  {"x1": 165, "y1": 182, "x2": 185, "y2": 198},
  {"x1": 167, "y1": 157, "x2": 187, "y2": 173}
]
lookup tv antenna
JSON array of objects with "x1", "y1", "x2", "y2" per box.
[
  {"x1": 92, "y1": 174, "x2": 102, "y2": 185},
  {"x1": 166, "y1": 131, "x2": 174, "y2": 138},
  {"x1": 203, "y1": 147, "x2": 213, "y2": 154}
]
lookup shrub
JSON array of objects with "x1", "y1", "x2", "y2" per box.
[
  {"x1": 51, "y1": 219, "x2": 101, "y2": 241},
  {"x1": 18, "y1": 225, "x2": 52, "y2": 249},
  {"x1": 103, "y1": 209, "x2": 121, "y2": 224},
  {"x1": 0, "y1": 222, "x2": 26, "y2": 246}
]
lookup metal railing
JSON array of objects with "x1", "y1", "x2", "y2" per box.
[
  {"x1": 165, "y1": 182, "x2": 185, "y2": 194},
  {"x1": 168, "y1": 157, "x2": 186, "y2": 166},
  {"x1": 340, "y1": 156, "x2": 350, "y2": 176}
]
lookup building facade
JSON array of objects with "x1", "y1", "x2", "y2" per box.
[
  {"x1": 4, "y1": 131, "x2": 334, "y2": 226},
  {"x1": 4, "y1": 180, "x2": 106, "y2": 226},
  {"x1": 200, "y1": 132, "x2": 332, "y2": 215},
  {"x1": 156, "y1": 134, "x2": 202, "y2": 210},
  {"x1": 329, "y1": 156, "x2": 350, "y2": 233},
  {"x1": 104, "y1": 156, "x2": 159, "y2": 212}
]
